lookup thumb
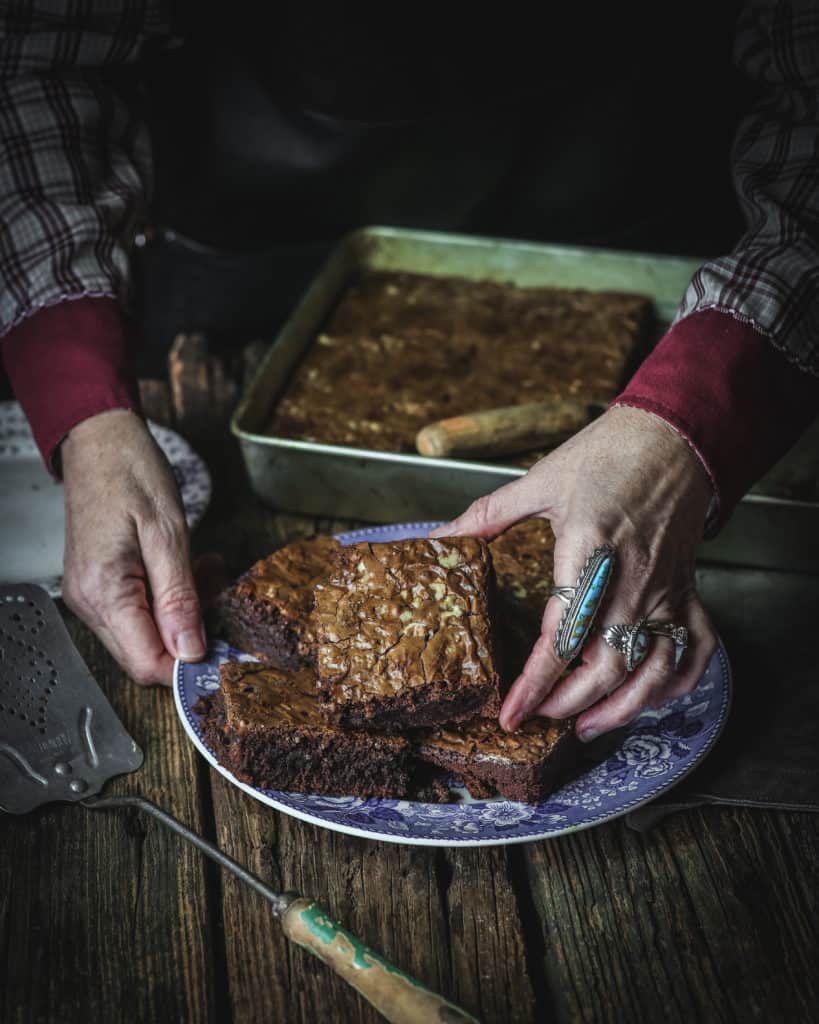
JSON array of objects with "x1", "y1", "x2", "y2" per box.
[
  {"x1": 140, "y1": 520, "x2": 207, "y2": 662},
  {"x1": 430, "y1": 472, "x2": 553, "y2": 540}
]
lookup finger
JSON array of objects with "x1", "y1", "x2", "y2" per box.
[
  {"x1": 499, "y1": 629, "x2": 567, "y2": 730},
  {"x1": 429, "y1": 472, "x2": 553, "y2": 540},
  {"x1": 534, "y1": 538, "x2": 670, "y2": 729},
  {"x1": 500, "y1": 531, "x2": 611, "y2": 730},
  {"x1": 576, "y1": 601, "x2": 716, "y2": 739},
  {"x1": 644, "y1": 602, "x2": 717, "y2": 710},
  {"x1": 530, "y1": 635, "x2": 627, "y2": 721},
  {"x1": 577, "y1": 630, "x2": 678, "y2": 741},
  {"x1": 63, "y1": 565, "x2": 176, "y2": 686},
  {"x1": 138, "y1": 513, "x2": 206, "y2": 662},
  {"x1": 103, "y1": 601, "x2": 177, "y2": 686}
]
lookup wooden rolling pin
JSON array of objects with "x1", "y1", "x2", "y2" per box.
[{"x1": 415, "y1": 398, "x2": 605, "y2": 459}]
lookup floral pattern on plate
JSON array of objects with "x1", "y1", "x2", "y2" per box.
[{"x1": 174, "y1": 521, "x2": 731, "y2": 847}]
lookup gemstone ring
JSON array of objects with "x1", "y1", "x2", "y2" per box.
[
  {"x1": 550, "y1": 544, "x2": 616, "y2": 662},
  {"x1": 602, "y1": 619, "x2": 688, "y2": 672}
]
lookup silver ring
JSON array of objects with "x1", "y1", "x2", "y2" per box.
[
  {"x1": 646, "y1": 620, "x2": 689, "y2": 670},
  {"x1": 550, "y1": 586, "x2": 576, "y2": 607},
  {"x1": 602, "y1": 619, "x2": 688, "y2": 671},
  {"x1": 549, "y1": 545, "x2": 615, "y2": 662}
]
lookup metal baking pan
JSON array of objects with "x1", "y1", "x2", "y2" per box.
[{"x1": 232, "y1": 226, "x2": 819, "y2": 574}]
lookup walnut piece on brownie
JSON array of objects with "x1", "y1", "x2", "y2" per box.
[
  {"x1": 211, "y1": 535, "x2": 340, "y2": 667},
  {"x1": 313, "y1": 536, "x2": 502, "y2": 731},
  {"x1": 198, "y1": 660, "x2": 415, "y2": 799},
  {"x1": 416, "y1": 715, "x2": 576, "y2": 804}
]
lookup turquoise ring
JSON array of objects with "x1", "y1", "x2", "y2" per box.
[{"x1": 550, "y1": 544, "x2": 615, "y2": 662}]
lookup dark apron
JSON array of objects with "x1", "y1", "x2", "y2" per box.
[{"x1": 133, "y1": 5, "x2": 746, "y2": 370}]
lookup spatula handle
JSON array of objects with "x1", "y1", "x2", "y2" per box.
[
  {"x1": 282, "y1": 897, "x2": 478, "y2": 1024},
  {"x1": 84, "y1": 797, "x2": 478, "y2": 1023}
]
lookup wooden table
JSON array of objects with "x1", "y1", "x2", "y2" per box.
[{"x1": 1, "y1": 337, "x2": 818, "y2": 1024}]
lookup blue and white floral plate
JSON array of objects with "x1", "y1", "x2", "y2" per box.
[{"x1": 174, "y1": 522, "x2": 732, "y2": 847}]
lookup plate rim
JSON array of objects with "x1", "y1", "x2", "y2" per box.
[
  {"x1": 173, "y1": 520, "x2": 732, "y2": 847},
  {"x1": 174, "y1": 643, "x2": 731, "y2": 847}
]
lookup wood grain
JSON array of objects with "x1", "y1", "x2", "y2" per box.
[
  {"x1": 522, "y1": 809, "x2": 819, "y2": 1023},
  {"x1": 6, "y1": 341, "x2": 818, "y2": 1024},
  {"x1": 169, "y1": 333, "x2": 237, "y2": 440},
  {"x1": 0, "y1": 621, "x2": 217, "y2": 1024},
  {"x1": 193, "y1": 371, "x2": 539, "y2": 1022},
  {"x1": 208, "y1": 772, "x2": 540, "y2": 1024}
]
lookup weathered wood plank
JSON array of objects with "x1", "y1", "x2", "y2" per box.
[
  {"x1": 442, "y1": 845, "x2": 541, "y2": 1022},
  {"x1": 168, "y1": 333, "x2": 238, "y2": 441},
  {"x1": 193, "y1": 414, "x2": 538, "y2": 1022},
  {"x1": 523, "y1": 808, "x2": 819, "y2": 1023},
  {"x1": 209, "y1": 770, "x2": 539, "y2": 1023},
  {"x1": 0, "y1": 621, "x2": 217, "y2": 1024},
  {"x1": 166, "y1": 339, "x2": 819, "y2": 1024}
]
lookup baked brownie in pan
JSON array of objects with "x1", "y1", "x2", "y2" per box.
[
  {"x1": 313, "y1": 536, "x2": 502, "y2": 731},
  {"x1": 212, "y1": 535, "x2": 340, "y2": 667},
  {"x1": 269, "y1": 270, "x2": 653, "y2": 454},
  {"x1": 198, "y1": 660, "x2": 416, "y2": 800},
  {"x1": 416, "y1": 715, "x2": 576, "y2": 804}
]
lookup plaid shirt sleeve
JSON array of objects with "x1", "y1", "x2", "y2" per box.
[
  {"x1": 0, "y1": 1, "x2": 172, "y2": 337},
  {"x1": 674, "y1": 0, "x2": 819, "y2": 376}
]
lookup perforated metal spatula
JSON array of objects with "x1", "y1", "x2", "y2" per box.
[{"x1": 0, "y1": 584, "x2": 477, "y2": 1024}]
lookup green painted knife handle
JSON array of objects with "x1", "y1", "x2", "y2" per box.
[{"x1": 281, "y1": 897, "x2": 479, "y2": 1024}]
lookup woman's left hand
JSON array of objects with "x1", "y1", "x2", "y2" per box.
[{"x1": 431, "y1": 405, "x2": 717, "y2": 742}]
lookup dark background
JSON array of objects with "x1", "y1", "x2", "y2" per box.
[{"x1": 3, "y1": 5, "x2": 748, "y2": 391}]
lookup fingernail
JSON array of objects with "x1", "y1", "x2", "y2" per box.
[
  {"x1": 176, "y1": 627, "x2": 206, "y2": 660},
  {"x1": 578, "y1": 726, "x2": 601, "y2": 743}
]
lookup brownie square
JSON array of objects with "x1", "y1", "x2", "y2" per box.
[
  {"x1": 313, "y1": 536, "x2": 502, "y2": 730},
  {"x1": 212, "y1": 535, "x2": 340, "y2": 667},
  {"x1": 416, "y1": 715, "x2": 576, "y2": 804},
  {"x1": 489, "y1": 519, "x2": 555, "y2": 680},
  {"x1": 489, "y1": 518, "x2": 555, "y2": 619},
  {"x1": 198, "y1": 660, "x2": 414, "y2": 799}
]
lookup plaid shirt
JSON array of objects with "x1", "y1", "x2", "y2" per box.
[
  {"x1": 674, "y1": 1, "x2": 819, "y2": 376},
  {"x1": 1, "y1": 1, "x2": 818, "y2": 380},
  {"x1": 0, "y1": 1, "x2": 169, "y2": 337}
]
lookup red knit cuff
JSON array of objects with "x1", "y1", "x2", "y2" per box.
[
  {"x1": 614, "y1": 309, "x2": 819, "y2": 525},
  {"x1": 0, "y1": 298, "x2": 142, "y2": 476}
]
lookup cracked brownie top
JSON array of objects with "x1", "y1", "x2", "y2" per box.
[
  {"x1": 233, "y1": 536, "x2": 341, "y2": 619},
  {"x1": 268, "y1": 270, "x2": 652, "y2": 455},
  {"x1": 313, "y1": 536, "x2": 500, "y2": 705},
  {"x1": 220, "y1": 661, "x2": 329, "y2": 733},
  {"x1": 418, "y1": 715, "x2": 574, "y2": 767}
]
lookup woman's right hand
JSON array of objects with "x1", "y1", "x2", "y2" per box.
[{"x1": 61, "y1": 409, "x2": 207, "y2": 685}]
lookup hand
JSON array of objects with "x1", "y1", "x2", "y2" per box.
[
  {"x1": 432, "y1": 406, "x2": 717, "y2": 741},
  {"x1": 61, "y1": 410, "x2": 206, "y2": 685}
]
